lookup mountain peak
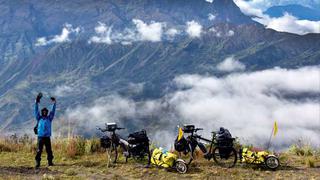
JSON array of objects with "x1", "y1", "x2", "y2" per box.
[{"x1": 210, "y1": 0, "x2": 257, "y2": 24}]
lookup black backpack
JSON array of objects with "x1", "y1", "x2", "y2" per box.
[
  {"x1": 216, "y1": 128, "x2": 233, "y2": 147},
  {"x1": 128, "y1": 130, "x2": 149, "y2": 144}
]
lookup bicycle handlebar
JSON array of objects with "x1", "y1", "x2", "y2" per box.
[
  {"x1": 96, "y1": 127, "x2": 125, "y2": 132},
  {"x1": 195, "y1": 128, "x2": 203, "y2": 132}
]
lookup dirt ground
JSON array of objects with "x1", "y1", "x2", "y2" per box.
[{"x1": 0, "y1": 151, "x2": 319, "y2": 180}]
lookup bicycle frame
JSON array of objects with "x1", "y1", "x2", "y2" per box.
[{"x1": 184, "y1": 130, "x2": 216, "y2": 164}]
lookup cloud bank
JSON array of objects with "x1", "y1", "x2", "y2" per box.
[
  {"x1": 263, "y1": 13, "x2": 320, "y2": 35},
  {"x1": 35, "y1": 23, "x2": 80, "y2": 46},
  {"x1": 60, "y1": 66, "x2": 320, "y2": 149},
  {"x1": 233, "y1": 0, "x2": 320, "y2": 11},
  {"x1": 235, "y1": 0, "x2": 320, "y2": 35},
  {"x1": 89, "y1": 19, "x2": 183, "y2": 45}
]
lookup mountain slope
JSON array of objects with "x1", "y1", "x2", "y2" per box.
[{"x1": 0, "y1": 0, "x2": 319, "y2": 134}]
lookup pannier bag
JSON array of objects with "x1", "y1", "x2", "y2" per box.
[
  {"x1": 218, "y1": 147, "x2": 233, "y2": 159},
  {"x1": 174, "y1": 127, "x2": 189, "y2": 152},
  {"x1": 100, "y1": 136, "x2": 111, "y2": 148},
  {"x1": 128, "y1": 130, "x2": 149, "y2": 144},
  {"x1": 216, "y1": 127, "x2": 233, "y2": 147},
  {"x1": 174, "y1": 136, "x2": 188, "y2": 152},
  {"x1": 151, "y1": 148, "x2": 177, "y2": 168}
]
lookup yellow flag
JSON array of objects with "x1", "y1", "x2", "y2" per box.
[
  {"x1": 178, "y1": 127, "x2": 184, "y2": 141},
  {"x1": 273, "y1": 121, "x2": 278, "y2": 137}
]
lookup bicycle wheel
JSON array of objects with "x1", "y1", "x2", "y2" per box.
[
  {"x1": 213, "y1": 147, "x2": 237, "y2": 168},
  {"x1": 107, "y1": 143, "x2": 118, "y2": 164},
  {"x1": 265, "y1": 155, "x2": 279, "y2": 170},
  {"x1": 175, "y1": 159, "x2": 188, "y2": 174}
]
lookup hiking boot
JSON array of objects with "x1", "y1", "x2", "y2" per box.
[
  {"x1": 35, "y1": 161, "x2": 40, "y2": 168},
  {"x1": 48, "y1": 161, "x2": 54, "y2": 166}
]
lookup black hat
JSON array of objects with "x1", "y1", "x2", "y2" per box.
[{"x1": 41, "y1": 108, "x2": 49, "y2": 116}]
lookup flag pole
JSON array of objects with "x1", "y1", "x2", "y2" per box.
[{"x1": 266, "y1": 124, "x2": 274, "y2": 150}]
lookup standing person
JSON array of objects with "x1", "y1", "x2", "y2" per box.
[{"x1": 34, "y1": 93, "x2": 56, "y2": 168}]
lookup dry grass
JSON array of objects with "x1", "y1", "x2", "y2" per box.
[{"x1": 0, "y1": 135, "x2": 319, "y2": 179}]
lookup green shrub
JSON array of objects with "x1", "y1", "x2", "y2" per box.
[
  {"x1": 75, "y1": 137, "x2": 86, "y2": 156},
  {"x1": 305, "y1": 157, "x2": 315, "y2": 168},
  {"x1": 85, "y1": 138, "x2": 101, "y2": 154},
  {"x1": 289, "y1": 144, "x2": 313, "y2": 156}
]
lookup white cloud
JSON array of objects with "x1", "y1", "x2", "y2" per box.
[
  {"x1": 226, "y1": 30, "x2": 235, "y2": 36},
  {"x1": 88, "y1": 22, "x2": 113, "y2": 44},
  {"x1": 52, "y1": 85, "x2": 74, "y2": 97},
  {"x1": 132, "y1": 19, "x2": 165, "y2": 42},
  {"x1": 234, "y1": 0, "x2": 320, "y2": 35},
  {"x1": 217, "y1": 56, "x2": 245, "y2": 72},
  {"x1": 127, "y1": 82, "x2": 144, "y2": 94},
  {"x1": 234, "y1": 0, "x2": 320, "y2": 11},
  {"x1": 172, "y1": 66, "x2": 320, "y2": 149},
  {"x1": 35, "y1": 23, "x2": 80, "y2": 46},
  {"x1": 209, "y1": 27, "x2": 217, "y2": 33},
  {"x1": 205, "y1": 0, "x2": 214, "y2": 3},
  {"x1": 208, "y1": 13, "x2": 216, "y2": 21},
  {"x1": 59, "y1": 66, "x2": 320, "y2": 149},
  {"x1": 89, "y1": 19, "x2": 166, "y2": 44},
  {"x1": 208, "y1": 27, "x2": 236, "y2": 37},
  {"x1": 35, "y1": 37, "x2": 47, "y2": 46},
  {"x1": 63, "y1": 95, "x2": 137, "y2": 135},
  {"x1": 186, "y1": 20, "x2": 203, "y2": 38},
  {"x1": 61, "y1": 66, "x2": 320, "y2": 149},
  {"x1": 264, "y1": 13, "x2": 320, "y2": 35},
  {"x1": 165, "y1": 28, "x2": 180, "y2": 40}
]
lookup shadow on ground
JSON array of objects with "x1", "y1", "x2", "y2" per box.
[{"x1": 0, "y1": 166, "x2": 59, "y2": 175}]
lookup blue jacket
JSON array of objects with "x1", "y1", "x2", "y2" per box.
[{"x1": 34, "y1": 102, "x2": 56, "y2": 137}]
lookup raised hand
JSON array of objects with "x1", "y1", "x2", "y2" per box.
[
  {"x1": 36, "y1": 93, "x2": 43, "y2": 103},
  {"x1": 50, "y1": 97, "x2": 56, "y2": 103}
]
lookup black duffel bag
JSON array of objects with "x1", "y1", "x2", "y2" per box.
[
  {"x1": 100, "y1": 136, "x2": 111, "y2": 148},
  {"x1": 128, "y1": 130, "x2": 149, "y2": 144}
]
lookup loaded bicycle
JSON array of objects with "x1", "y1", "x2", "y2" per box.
[
  {"x1": 97, "y1": 123, "x2": 151, "y2": 165},
  {"x1": 175, "y1": 125, "x2": 238, "y2": 168}
]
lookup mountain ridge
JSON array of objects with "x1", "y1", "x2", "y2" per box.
[
  {"x1": 0, "y1": 0, "x2": 319, "y2": 134},
  {"x1": 265, "y1": 4, "x2": 320, "y2": 21}
]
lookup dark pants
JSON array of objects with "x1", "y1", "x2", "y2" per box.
[{"x1": 35, "y1": 137, "x2": 53, "y2": 163}]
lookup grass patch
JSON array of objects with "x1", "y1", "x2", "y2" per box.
[
  {"x1": 0, "y1": 135, "x2": 319, "y2": 179},
  {"x1": 289, "y1": 144, "x2": 314, "y2": 156}
]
